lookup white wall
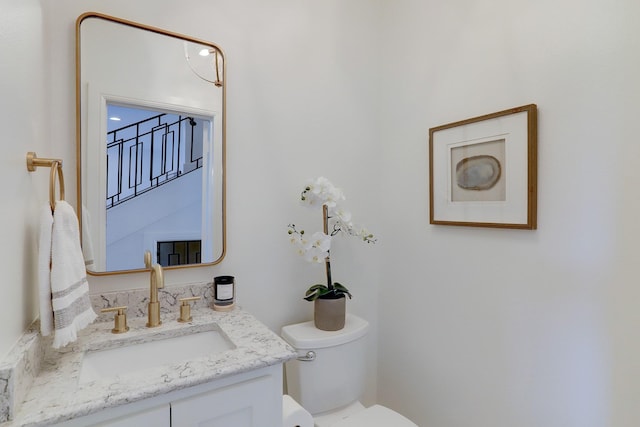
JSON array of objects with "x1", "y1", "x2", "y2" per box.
[
  {"x1": 44, "y1": 0, "x2": 382, "y2": 405},
  {"x1": 8, "y1": 1, "x2": 639, "y2": 426},
  {"x1": 377, "y1": 1, "x2": 640, "y2": 426},
  {"x1": 0, "y1": 0, "x2": 48, "y2": 359}
]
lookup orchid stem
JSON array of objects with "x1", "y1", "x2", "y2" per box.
[{"x1": 323, "y1": 205, "x2": 334, "y2": 291}]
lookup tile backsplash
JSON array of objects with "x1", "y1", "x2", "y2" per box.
[{"x1": 91, "y1": 281, "x2": 215, "y2": 322}]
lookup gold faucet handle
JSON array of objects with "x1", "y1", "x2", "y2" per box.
[
  {"x1": 178, "y1": 297, "x2": 201, "y2": 323},
  {"x1": 144, "y1": 250, "x2": 152, "y2": 268},
  {"x1": 101, "y1": 306, "x2": 130, "y2": 334}
]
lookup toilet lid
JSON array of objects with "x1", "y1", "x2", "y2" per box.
[{"x1": 331, "y1": 405, "x2": 417, "y2": 427}]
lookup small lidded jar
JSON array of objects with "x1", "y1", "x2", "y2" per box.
[{"x1": 213, "y1": 275, "x2": 235, "y2": 311}]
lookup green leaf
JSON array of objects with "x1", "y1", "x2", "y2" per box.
[
  {"x1": 304, "y1": 282, "x2": 355, "y2": 301},
  {"x1": 304, "y1": 284, "x2": 329, "y2": 301},
  {"x1": 333, "y1": 282, "x2": 353, "y2": 299}
]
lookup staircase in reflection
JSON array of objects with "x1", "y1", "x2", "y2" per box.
[{"x1": 106, "y1": 112, "x2": 204, "y2": 209}]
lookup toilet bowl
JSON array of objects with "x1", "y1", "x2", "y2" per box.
[
  {"x1": 311, "y1": 401, "x2": 416, "y2": 427},
  {"x1": 329, "y1": 404, "x2": 416, "y2": 427},
  {"x1": 281, "y1": 314, "x2": 417, "y2": 427}
]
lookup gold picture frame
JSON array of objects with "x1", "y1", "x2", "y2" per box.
[{"x1": 429, "y1": 104, "x2": 537, "y2": 229}]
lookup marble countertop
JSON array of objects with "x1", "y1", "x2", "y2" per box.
[{"x1": 2, "y1": 307, "x2": 296, "y2": 427}]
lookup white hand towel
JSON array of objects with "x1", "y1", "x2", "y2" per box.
[
  {"x1": 51, "y1": 200, "x2": 97, "y2": 348},
  {"x1": 38, "y1": 205, "x2": 54, "y2": 337}
]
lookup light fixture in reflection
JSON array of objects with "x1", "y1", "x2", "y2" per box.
[
  {"x1": 184, "y1": 43, "x2": 223, "y2": 87},
  {"x1": 109, "y1": 116, "x2": 121, "y2": 121}
]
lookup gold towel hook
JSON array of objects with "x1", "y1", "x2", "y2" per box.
[
  {"x1": 26, "y1": 151, "x2": 62, "y2": 171},
  {"x1": 26, "y1": 152, "x2": 65, "y2": 211}
]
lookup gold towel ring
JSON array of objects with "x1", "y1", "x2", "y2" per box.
[
  {"x1": 26, "y1": 152, "x2": 65, "y2": 212},
  {"x1": 49, "y1": 161, "x2": 65, "y2": 212}
]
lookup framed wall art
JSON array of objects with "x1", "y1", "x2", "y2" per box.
[{"x1": 429, "y1": 104, "x2": 537, "y2": 229}]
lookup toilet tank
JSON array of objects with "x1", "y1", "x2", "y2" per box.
[{"x1": 281, "y1": 314, "x2": 369, "y2": 415}]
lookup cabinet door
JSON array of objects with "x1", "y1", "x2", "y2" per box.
[
  {"x1": 95, "y1": 405, "x2": 170, "y2": 427},
  {"x1": 55, "y1": 404, "x2": 170, "y2": 427},
  {"x1": 171, "y1": 375, "x2": 280, "y2": 427}
]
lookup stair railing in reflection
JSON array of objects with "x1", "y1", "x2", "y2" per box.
[{"x1": 106, "y1": 113, "x2": 203, "y2": 209}]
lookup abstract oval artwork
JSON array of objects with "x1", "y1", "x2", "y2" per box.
[{"x1": 456, "y1": 155, "x2": 502, "y2": 191}]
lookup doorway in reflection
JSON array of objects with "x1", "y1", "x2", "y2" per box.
[{"x1": 157, "y1": 239, "x2": 202, "y2": 266}]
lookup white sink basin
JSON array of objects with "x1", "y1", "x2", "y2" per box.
[{"x1": 79, "y1": 330, "x2": 234, "y2": 384}]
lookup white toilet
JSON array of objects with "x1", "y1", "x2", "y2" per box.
[{"x1": 281, "y1": 314, "x2": 417, "y2": 427}]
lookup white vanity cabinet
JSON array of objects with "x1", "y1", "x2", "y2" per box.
[
  {"x1": 53, "y1": 365, "x2": 282, "y2": 427},
  {"x1": 83, "y1": 405, "x2": 170, "y2": 427},
  {"x1": 4, "y1": 309, "x2": 296, "y2": 427},
  {"x1": 171, "y1": 372, "x2": 277, "y2": 426}
]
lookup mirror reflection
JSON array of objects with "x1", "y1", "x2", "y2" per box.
[{"x1": 77, "y1": 13, "x2": 226, "y2": 275}]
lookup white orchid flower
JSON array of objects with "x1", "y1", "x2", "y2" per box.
[
  {"x1": 304, "y1": 246, "x2": 329, "y2": 263},
  {"x1": 301, "y1": 176, "x2": 345, "y2": 208},
  {"x1": 289, "y1": 232, "x2": 303, "y2": 246},
  {"x1": 334, "y1": 208, "x2": 351, "y2": 222},
  {"x1": 309, "y1": 231, "x2": 331, "y2": 252}
]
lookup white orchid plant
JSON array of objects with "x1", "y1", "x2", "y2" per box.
[{"x1": 288, "y1": 177, "x2": 376, "y2": 301}]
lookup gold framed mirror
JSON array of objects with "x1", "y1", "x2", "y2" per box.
[{"x1": 76, "y1": 12, "x2": 226, "y2": 275}]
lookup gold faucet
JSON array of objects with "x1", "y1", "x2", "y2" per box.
[{"x1": 144, "y1": 250, "x2": 164, "y2": 327}]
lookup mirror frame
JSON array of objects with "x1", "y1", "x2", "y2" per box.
[{"x1": 75, "y1": 12, "x2": 226, "y2": 275}]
